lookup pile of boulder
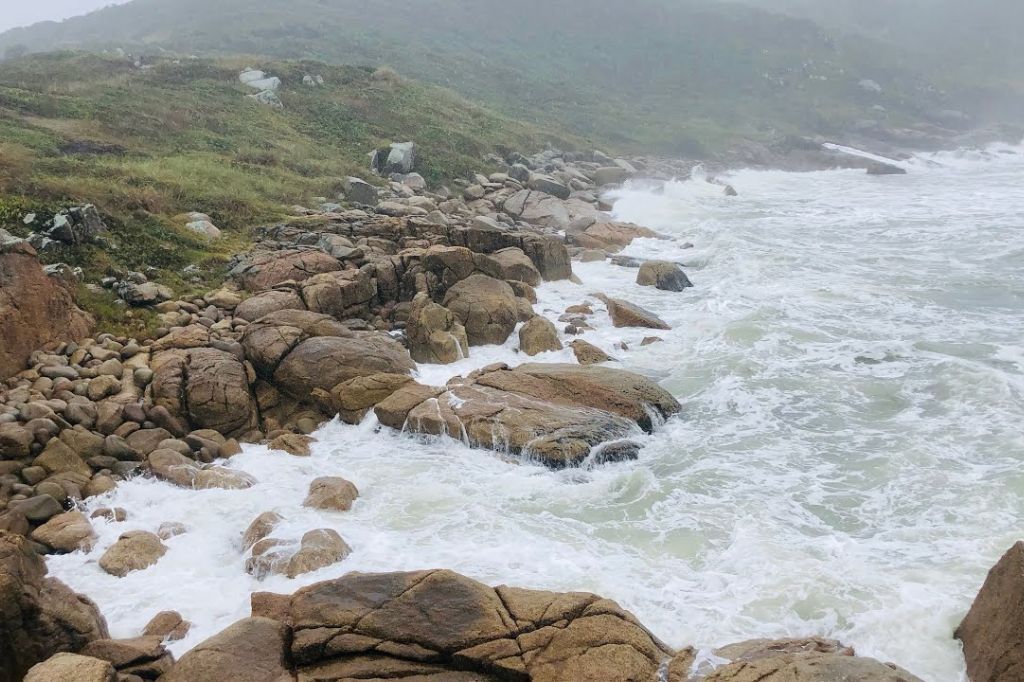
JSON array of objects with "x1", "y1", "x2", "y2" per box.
[
  {"x1": 24, "y1": 205, "x2": 108, "y2": 254},
  {"x1": 239, "y1": 68, "x2": 282, "y2": 108},
  {"x1": 1, "y1": 145, "x2": 697, "y2": 582}
]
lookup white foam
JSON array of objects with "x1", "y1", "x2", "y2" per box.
[{"x1": 48, "y1": 150, "x2": 1024, "y2": 681}]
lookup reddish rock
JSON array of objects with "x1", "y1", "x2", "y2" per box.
[{"x1": 0, "y1": 241, "x2": 93, "y2": 379}]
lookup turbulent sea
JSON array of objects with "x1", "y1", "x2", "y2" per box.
[{"x1": 49, "y1": 142, "x2": 1024, "y2": 681}]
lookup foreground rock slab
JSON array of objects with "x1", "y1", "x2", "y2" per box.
[{"x1": 251, "y1": 568, "x2": 673, "y2": 682}]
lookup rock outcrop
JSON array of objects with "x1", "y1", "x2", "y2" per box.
[
  {"x1": 228, "y1": 248, "x2": 341, "y2": 291},
  {"x1": 0, "y1": 238, "x2": 93, "y2": 379},
  {"x1": 375, "y1": 363, "x2": 680, "y2": 466},
  {"x1": 246, "y1": 569, "x2": 673, "y2": 682}
]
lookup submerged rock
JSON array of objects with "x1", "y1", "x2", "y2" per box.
[
  {"x1": 98, "y1": 531, "x2": 167, "y2": 577},
  {"x1": 604, "y1": 297, "x2": 671, "y2": 330},
  {"x1": 636, "y1": 260, "x2": 693, "y2": 292},
  {"x1": 701, "y1": 653, "x2": 922, "y2": 681},
  {"x1": 866, "y1": 161, "x2": 907, "y2": 175}
]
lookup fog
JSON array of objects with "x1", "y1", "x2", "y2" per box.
[{"x1": 0, "y1": 0, "x2": 132, "y2": 33}]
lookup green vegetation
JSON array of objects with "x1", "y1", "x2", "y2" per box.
[
  {"x1": 0, "y1": 0, "x2": 977, "y2": 152},
  {"x1": 0, "y1": 52, "x2": 576, "y2": 304}
]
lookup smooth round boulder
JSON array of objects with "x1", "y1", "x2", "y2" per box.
[
  {"x1": 442, "y1": 274, "x2": 521, "y2": 346},
  {"x1": 99, "y1": 531, "x2": 167, "y2": 577},
  {"x1": 303, "y1": 476, "x2": 359, "y2": 511}
]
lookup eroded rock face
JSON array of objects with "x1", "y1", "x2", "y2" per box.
[
  {"x1": 241, "y1": 309, "x2": 414, "y2": 422},
  {"x1": 0, "y1": 531, "x2": 109, "y2": 682},
  {"x1": 450, "y1": 220, "x2": 571, "y2": 281},
  {"x1": 29, "y1": 512, "x2": 96, "y2": 554},
  {"x1": 250, "y1": 569, "x2": 674, "y2": 682},
  {"x1": 234, "y1": 288, "x2": 306, "y2": 322},
  {"x1": 956, "y1": 541, "x2": 1024, "y2": 682},
  {"x1": 151, "y1": 348, "x2": 258, "y2": 437},
  {"x1": 475, "y1": 363, "x2": 681, "y2": 432},
  {"x1": 0, "y1": 240, "x2": 94, "y2": 379},
  {"x1": 80, "y1": 635, "x2": 174, "y2": 679},
  {"x1": 476, "y1": 247, "x2": 542, "y2": 287},
  {"x1": 241, "y1": 310, "x2": 351, "y2": 378}
]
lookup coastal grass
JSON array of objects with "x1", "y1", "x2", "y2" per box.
[{"x1": 0, "y1": 52, "x2": 578, "y2": 319}]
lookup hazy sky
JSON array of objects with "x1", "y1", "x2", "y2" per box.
[{"x1": 0, "y1": 0, "x2": 133, "y2": 33}]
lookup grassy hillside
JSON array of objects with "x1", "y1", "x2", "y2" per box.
[
  {"x1": 0, "y1": 52, "x2": 576, "y2": 326},
  {"x1": 0, "y1": 0, "x2": 958, "y2": 153}
]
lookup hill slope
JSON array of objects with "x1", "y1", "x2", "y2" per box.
[
  {"x1": 0, "y1": 52, "x2": 575, "y2": 321},
  {"x1": 0, "y1": 0, "x2": 963, "y2": 152}
]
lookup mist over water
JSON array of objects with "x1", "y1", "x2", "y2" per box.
[{"x1": 48, "y1": 143, "x2": 1024, "y2": 681}]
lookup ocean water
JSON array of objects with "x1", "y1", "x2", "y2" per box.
[{"x1": 48, "y1": 142, "x2": 1024, "y2": 681}]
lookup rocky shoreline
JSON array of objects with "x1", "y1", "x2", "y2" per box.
[{"x1": 0, "y1": 144, "x2": 1019, "y2": 681}]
